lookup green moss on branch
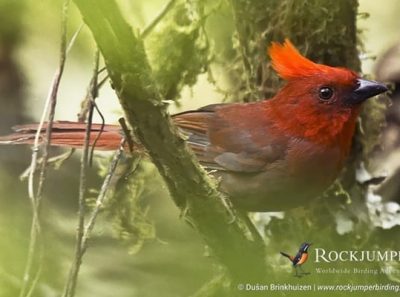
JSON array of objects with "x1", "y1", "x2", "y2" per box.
[{"x1": 73, "y1": 0, "x2": 268, "y2": 285}]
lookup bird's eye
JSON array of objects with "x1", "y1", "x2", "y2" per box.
[{"x1": 319, "y1": 86, "x2": 334, "y2": 100}]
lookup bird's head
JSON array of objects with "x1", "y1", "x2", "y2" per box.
[
  {"x1": 267, "y1": 39, "x2": 387, "y2": 147},
  {"x1": 299, "y1": 242, "x2": 312, "y2": 253},
  {"x1": 269, "y1": 39, "x2": 387, "y2": 110}
]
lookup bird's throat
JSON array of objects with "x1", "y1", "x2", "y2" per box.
[{"x1": 267, "y1": 100, "x2": 360, "y2": 155}]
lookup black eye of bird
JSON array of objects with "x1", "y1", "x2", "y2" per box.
[{"x1": 319, "y1": 86, "x2": 334, "y2": 100}]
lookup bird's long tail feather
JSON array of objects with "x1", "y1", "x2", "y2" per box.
[
  {"x1": 280, "y1": 252, "x2": 294, "y2": 261},
  {"x1": 0, "y1": 121, "x2": 124, "y2": 151},
  {"x1": 280, "y1": 252, "x2": 290, "y2": 258}
]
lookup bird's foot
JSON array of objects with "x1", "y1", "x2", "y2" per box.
[{"x1": 294, "y1": 273, "x2": 302, "y2": 278}]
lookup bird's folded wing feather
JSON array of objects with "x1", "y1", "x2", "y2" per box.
[{"x1": 173, "y1": 103, "x2": 287, "y2": 172}]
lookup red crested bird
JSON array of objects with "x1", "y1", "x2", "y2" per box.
[{"x1": 0, "y1": 40, "x2": 388, "y2": 211}]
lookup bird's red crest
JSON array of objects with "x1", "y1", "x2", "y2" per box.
[{"x1": 268, "y1": 39, "x2": 351, "y2": 81}]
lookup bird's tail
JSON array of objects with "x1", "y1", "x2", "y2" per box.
[
  {"x1": 280, "y1": 252, "x2": 293, "y2": 261},
  {"x1": 0, "y1": 121, "x2": 125, "y2": 151},
  {"x1": 280, "y1": 252, "x2": 290, "y2": 258}
]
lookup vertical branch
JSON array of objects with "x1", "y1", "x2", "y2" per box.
[
  {"x1": 73, "y1": 0, "x2": 268, "y2": 287},
  {"x1": 61, "y1": 2, "x2": 184, "y2": 295},
  {"x1": 28, "y1": 0, "x2": 70, "y2": 201},
  {"x1": 62, "y1": 50, "x2": 99, "y2": 297},
  {"x1": 62, "y1": 141, "x2": 125, "y2": 297},
  {"x1": 19, "y1": 1, "x2": 70, "y2": 296}
]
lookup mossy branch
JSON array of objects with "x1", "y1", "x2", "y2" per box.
[{"x1": 73, "y1": 0, "x2": 267, "y2": 285}]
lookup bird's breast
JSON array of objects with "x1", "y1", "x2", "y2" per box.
[
  {"x1": 286, "y1": 138, "x2": 344, "y2": 186},
  {"x1": 297, "y1": 253, "x2": 309, "y2": 265}
]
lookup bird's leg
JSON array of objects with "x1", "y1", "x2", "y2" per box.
[
  {"x1": 299, "y1": 265, "x2": 310, "y2": 275},
  {"x1": 294, "y1": 266, "x2": 302, "y2": 277}
]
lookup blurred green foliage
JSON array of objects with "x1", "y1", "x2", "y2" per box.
[
  {"x1": 147, "y1": 1, "x2": 209, "y2": 102},
  {"x1": 101, "y1": 155, "x2": 156, "y2": 255},
  {"x1": 0, "y1": 1, "x2": 25, "y2": 46}
]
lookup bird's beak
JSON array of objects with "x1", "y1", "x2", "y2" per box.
[{"x1": 347, "y1": 78, "x2": 388, "y2": 105}]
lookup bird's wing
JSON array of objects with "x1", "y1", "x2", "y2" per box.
[
  {"x1": 173, "y1": 103, "x2": 287, "y2": 172},
  {"x1": 292, "y1": 252, "x2": 302, "y2": 265}
]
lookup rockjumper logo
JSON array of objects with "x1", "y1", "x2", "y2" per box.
[
  {"x1": 315, "y1": 248, "x2": 400, "y2": 263},
  {"x1": 280, "y1": 242, "x2": 312, "y2": 277}
]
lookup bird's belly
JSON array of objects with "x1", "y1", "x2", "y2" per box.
[
  {"x1": 218, "y1": 170, "x2": 328, "y2": 211},
  {"x1": 297, "y1": 253, "x2": 308, "y2": 265},
  {"x1": 217, "y1": 144, "x2": 343, "y2": 211}
]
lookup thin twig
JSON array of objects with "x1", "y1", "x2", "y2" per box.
[
  {"x1": 97, "y1": 0, "x2": 177, "y2": 86},
  {"x1": 76, "y1": 51, "x2": 105, "y2": 166},
  {"x1": 19, "y1": 149, "x2": 76, "y2": 181},
  {"x1": 97, "y1": 66, "x2": 106, "y2": 75},
  {"x1": 24, "y1": 264, "x2": 42, "y2": 297},
  {"x1": 66, "y1": 23, "x2": 84, "y2": 54},
  {"x1": 19, "y1": 1, "x2": 71, "y2": 296},
  {"x1": 89, "y1": 99, "x2": 105, "y2": 166},
  {"x1": 62, "y1": 141, "x2": 125, "y2": 297},
  {"x1": 77, "y1": 52, "x2": 100, "y2": 123},
  {"x1": 62, "y1": 49, "x2": 99, "y2": 297},
  {"x1": 96, "y1": 75, "x2": 109, "y2": 89},
  {"x1": 118, "y1": 117, "x2": 133, "y2": 153},
  {"x1": 86, "y1": 51, "x2": 104, "y2": 166},
  {"x1": 36, "y1": 1, "x2": 71, "y2": 200},
  {"x1": 81, "y1": 139, "x2": 126, "y2": 253},
  {"x1": 83, "y1": 74, "x2": 108, "y2": 109},
  {"x1": 141, "y1": 0, "x2": 177, "y2": 38},
  {"x1": 62, "y1": 103, "x2": 91, "y2": 297}
]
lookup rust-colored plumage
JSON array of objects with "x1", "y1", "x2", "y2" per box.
[
  {"x1": 1, "y1": 121, "x2": 122, "y2": 150},
  {"x1": 0, "y1": 40, "x2": 387, "y2": 211},
  {"x1": 269, "y1": 39, "x2": 357, "y2": 83}
]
